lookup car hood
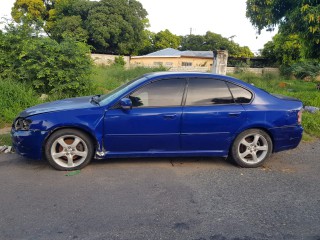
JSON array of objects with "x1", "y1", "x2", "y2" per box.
[{"x1": 19, "y1": 96, "x2": 95, "y2": 118}]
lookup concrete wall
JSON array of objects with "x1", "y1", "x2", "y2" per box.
[
  {"x1": 91, "y1": 54, "x2": 130, "y2": 68},
  {"x1": 227, "y1": 67, "x2": 280, "y2": 75},
  {"x1": 168, "y1": 66, "x2": 210, "y2": 72},
  {"x1": 91, "y1": 53, "x2": 280, "y2": 76},
  {"x1": 130, "y1": 56, "x2": 212, "y2": 70}
]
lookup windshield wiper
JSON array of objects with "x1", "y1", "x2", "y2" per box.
[{"x1": 90, "y1": 95, "x2": 101, "y2": 106}]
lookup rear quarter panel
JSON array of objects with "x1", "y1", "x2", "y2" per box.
[{"x1": 242, "y1": 89, "x2": 303, "y2": 152}]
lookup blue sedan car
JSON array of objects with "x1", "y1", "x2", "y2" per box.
[{"x1": 12, "y1": 72, "x2": 303, "y2": 170}]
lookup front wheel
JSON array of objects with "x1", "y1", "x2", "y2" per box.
[
  {"x1": 231, "y1": 129, "x2": 272, "y2": 168},
  {"x1": 45, "y1": 129, "x2": 94, "y2": 171}
]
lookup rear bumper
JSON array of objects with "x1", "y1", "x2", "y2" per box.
[
  {"x1": 269, "y1": 125, "x2": 303, "y2": 152},
  {"x1": 11, "y1": 129, "x2": 48, "y2": 160}
]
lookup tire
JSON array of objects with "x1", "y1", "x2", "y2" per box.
[
  {"x1": 45, "y1": 129, "x2": 94, "y2": 171},
  {"x1": 231, "y1": 129, "x2": 272, "y2": 168}
]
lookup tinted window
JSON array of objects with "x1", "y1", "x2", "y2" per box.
[
  {"x1": 130, "y1": 78, "x2": 185, "y2": 107},
  {"x1": 227, "y1": 83, "x2": 252, "y2": 103},
  {"x1": 186, "y1": 78, "x2": 233, "y2": 106}
]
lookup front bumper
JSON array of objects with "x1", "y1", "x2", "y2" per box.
[{"x1": 11, "y1": 129, "x2": 48, "y2": 160}]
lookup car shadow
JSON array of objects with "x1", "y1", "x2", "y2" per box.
[{"x1": 90, "y1": 156, "x2": 236, "y2": 169}]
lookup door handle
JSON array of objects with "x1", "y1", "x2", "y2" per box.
[
  {"x1": 163, "y1": 114, "x2": 177, "y2": 120},
  {"x1": 228, "y1": 112, "x2": 241, "y2": 117}
]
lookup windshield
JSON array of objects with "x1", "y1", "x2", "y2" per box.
[{"x1": 98, "y1": 76, "x2": 148, "y2": 105}]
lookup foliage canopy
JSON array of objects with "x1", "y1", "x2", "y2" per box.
[
  {"x1": 0, "y1": 23, "x2": 93, "y2": 97},
  {"x1": 246, "y1": 0, "x2": 320, "y2": 58},
  {"x1": 12, "y1": 0, "x2": 148, "y2": 55}
]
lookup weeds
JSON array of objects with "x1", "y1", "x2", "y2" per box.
[
  {"x1": 90, "y1": 65, "x2": 167, "y2": 94},
  {"x1": 0, "y1": 134, "x2": 12, "y2": 146},
  {"x1": 0, "y1": 79, "x2": 42, "y2": 127}
]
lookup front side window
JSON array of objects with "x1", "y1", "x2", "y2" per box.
[
  {"x1": 129, "y1": 78, "x2": 186, "y2": 107},
  {"x1": 186, "y1": 78, "x2": 234, "y2": 106}
]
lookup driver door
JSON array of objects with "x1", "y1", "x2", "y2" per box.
[{"x1": 103, "y1": 78, "x2": 186, "y2": 153}]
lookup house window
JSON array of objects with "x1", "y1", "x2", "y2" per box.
[
  {"x1": 153, "y1": 62, "x2": 163, "y2": 66},
  {"x1": 182, "y1": 62, "x2": 192, "y2": 67},
  {"x1": 165, "y1": 62, "x2": 173, "y2": 66}
]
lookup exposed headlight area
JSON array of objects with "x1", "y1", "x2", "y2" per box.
[{"x1": 14, "y1": 118, "x2": 32, "y2": 131}]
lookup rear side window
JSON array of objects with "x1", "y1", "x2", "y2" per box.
[
  {"x1": 227, "y1": 83, "x2": 252, "y2": 104},
  {"x1": 186, "y1": 78, "x2": 234, "y2": 106}
]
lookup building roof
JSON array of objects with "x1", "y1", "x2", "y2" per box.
[
  {"x1": 181, "y1": 50, "x2": 213, "y2": 58},
  {"x1": 134, "y1": 48, "x2": 213, "y2": 58},
  {"x1": 145, "y1": 48, "x2": 182, "y2": 57}
]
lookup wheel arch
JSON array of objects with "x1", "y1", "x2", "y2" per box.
[
  {"x1": 42, "y1": 126, "x2": 100, "y2": 156},
  {"x1": 231, "y1": 126, "x2": 275, "y2": 153}
]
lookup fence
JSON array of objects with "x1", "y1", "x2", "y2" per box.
[
  {"x1": 91, "y1": 54, "x2": 280, "y2": 76},
  {"x1": 226, "y1": 67, "x2": 280, "y2": 75}
]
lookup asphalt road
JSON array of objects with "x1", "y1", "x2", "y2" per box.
[{"x1": 0, "y1": 140, "x2": 320, "y2": 240}]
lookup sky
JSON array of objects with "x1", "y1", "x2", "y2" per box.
[{"x1": 0, "y1": 0, "x2": 277, "y2": 54}]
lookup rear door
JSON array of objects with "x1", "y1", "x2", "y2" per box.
[{"x1": 181, "y1": 78, "x2": 249, "y2": 152}]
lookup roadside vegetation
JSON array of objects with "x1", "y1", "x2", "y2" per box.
[{"x1": 0, "y1": 134, "x2": 11, "y2": 146}]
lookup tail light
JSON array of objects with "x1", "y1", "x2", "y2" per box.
[{"x1": 298, "y1": 110, "x2": 302, "y2": 124}]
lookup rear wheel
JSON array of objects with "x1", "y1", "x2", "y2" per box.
[
  {"x1": 231, "y1": 129, "x2": 272, "y2": 168},
  {"x1": 45, "y1": 129, "x2": 94, "y2": 170}
]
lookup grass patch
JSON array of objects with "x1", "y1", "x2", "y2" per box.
[
  {"x1": 0, "y1": 79, "x2": 42, "y2": 128},
  {"x1": 302, "y1": 132, "x2": 316, "y2": 142},
  {"x1": 90, "y1": 65, "x2": 167, "y2": 94},
  {"x1": 0, "y1": 134, "x2": 12, "y2": 146}
]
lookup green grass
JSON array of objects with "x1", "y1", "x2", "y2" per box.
[
  {"x1": 0, "y1": 79, "x2": 42, "y2": 128},
  {"x1": 90, "y1": 65, "x2": 167, "y2": 94},
  {"x1": 0, "y1": 134, "x2": 12, "y2": 146}
]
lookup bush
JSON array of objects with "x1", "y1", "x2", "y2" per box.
[
  {"x1": 281, "y1": 60, "x2": 320, "y2": 80},
  {"x1": 0, "y1": 23, "x2": 93, "y2": 97},
  {"x1": 113, "y1": 56, "x2": 126, "y2": 67}
]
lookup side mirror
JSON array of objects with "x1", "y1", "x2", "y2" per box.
[{"x1": 120, "y1": 98, "x2": 132, "y2": 110}]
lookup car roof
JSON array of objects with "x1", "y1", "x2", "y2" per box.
[{"x1": 142, "y1": 72, "x2": 254, "y2": 89}]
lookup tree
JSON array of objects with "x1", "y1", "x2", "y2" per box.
[
  {"x1": 153, "y1": 29, "x2": 181, "y2": 51},
  {"x1": 11, "y1": 0, "x2": 47, "y2": 24},
  {"x1": 180, "y1": 34, "x2": 206, "y2": 51},
  {"x1": 246, "y1": 0, "x2": 320, "y2": 58},
  {"x1": 12, "y1": 0, "x2": 148, "y2": 54},
  {"x1": 180, "y1": 32, "x2": 254, "y2": 58},
  {"x1": 137, "y1": 29, "x2": 155, "y2": 55},
  {"x1": 261, "y1": 33, "x2": 302, "y2": 66}
]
